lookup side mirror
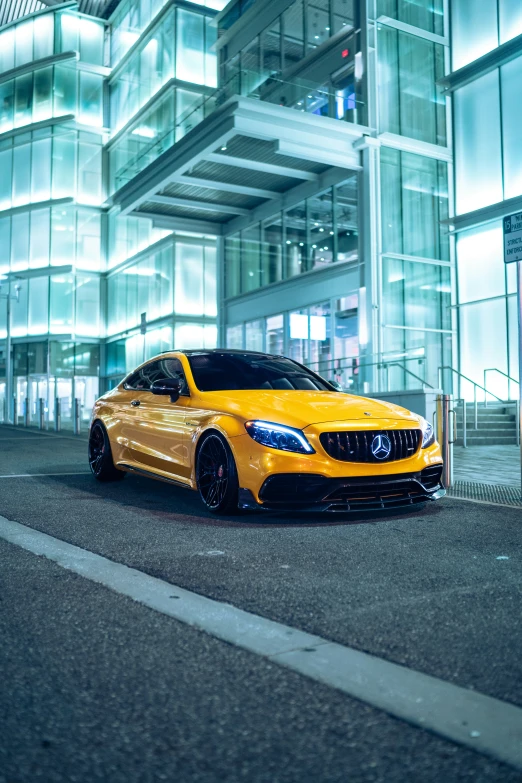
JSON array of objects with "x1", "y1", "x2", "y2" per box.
[
  {"x1": 151, "y1": 377, "x2": 181, "y2": 403},
  {"x1": 329, "y1": 380, "x2": 344, "y2": 392}
]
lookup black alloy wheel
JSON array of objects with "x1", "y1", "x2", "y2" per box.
[
  {"x1": 196, "y1": 432, "x2": 239, "y2": 514},
  {"x1": 88, "y1": 421, "x2": 125, "y2": 482}
]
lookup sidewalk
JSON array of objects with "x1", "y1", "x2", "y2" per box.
[{"x1": 451, "y1": 445, "x2": 521, "y2": 507}]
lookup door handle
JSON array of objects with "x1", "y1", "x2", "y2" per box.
[{"x1": 131, "y1": 400, "x2": 141, "y2": 407}]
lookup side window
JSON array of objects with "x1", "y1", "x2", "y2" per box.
[
  {"x1": 123, "y1": 358, "x2": 189, "y2": 395},
  {"x1": 160, "y1": 357, "x2": 189, "y2": 396}
]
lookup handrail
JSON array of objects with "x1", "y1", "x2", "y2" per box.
[
  {"x1": 384, "y1": 362, "x2": 434, "y2": 390},
  {"x1": 438, "y1": 366, "x2": 504, "y2": 403},
  {"x1": 484, "y1": 368, "x2": 519, "y2": 401}
]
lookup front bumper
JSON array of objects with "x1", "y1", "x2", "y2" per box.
[{"x1": 238, "y1": 464, "x2": 445, "y2": 513}]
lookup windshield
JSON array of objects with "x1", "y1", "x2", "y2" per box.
[{"x1": 187, "y1": 353, "x2": 334, "y2": 392}]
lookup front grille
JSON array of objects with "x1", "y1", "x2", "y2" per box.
[{"x1": 319, "y1": 429, "x2": 421, "y2": 463}]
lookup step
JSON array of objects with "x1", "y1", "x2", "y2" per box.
[
  {"x1": 455, "y1": 436, "x2": 518, "y2": 446},
  {"x1": 456, "y1": 422, "x2": 516, "y2": 430}
]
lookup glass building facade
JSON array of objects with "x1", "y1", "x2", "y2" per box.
[
  {"x1": 0, "y1": 0, "x2": 517, "y2": 426},
  {"x1": 447, "y1": 0, "x2": 521, "y2": 401}
]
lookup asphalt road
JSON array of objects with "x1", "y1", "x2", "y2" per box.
[{"x1": 1, "y1": 424, "x2": 521, "y2": 783}]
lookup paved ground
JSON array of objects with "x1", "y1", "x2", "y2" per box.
[{"x1": 1, "y1": 424, "x2": 521, "y2": 783}]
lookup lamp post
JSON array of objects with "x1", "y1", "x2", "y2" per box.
[{"x1": 0, "y1": 277, "x2": 21, "y2": 424}]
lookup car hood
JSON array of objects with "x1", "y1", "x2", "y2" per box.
[{"x1": 199, "y1": 390, "x2": 420, "y2": 430}]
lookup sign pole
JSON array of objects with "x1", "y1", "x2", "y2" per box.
[
  {"x1": 517, "y1": 261, "x2": 522, "y2": 498},
  {"x1": 503, "y1": 213, "x2": 522, "y2": 497}
]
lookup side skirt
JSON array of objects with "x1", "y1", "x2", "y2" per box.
[{"x1": 118, "y1": 463, "x2": 195, "y2": 491}]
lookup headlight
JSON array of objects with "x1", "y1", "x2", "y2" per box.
[
  {"x1": 245, "y1": 420, "x2": 315, "y2": 454},
  {"x1": 420, "y1": 418, "x2": 435, "y2": 448}
]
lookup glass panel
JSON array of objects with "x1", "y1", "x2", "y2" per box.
[
  {"x1": 332, "y1": 0, "x2": 355, "y2": 34},
  {"x1": 51, "y1": 206, "x2": 75, "y2": 265},
  {"x1": 14, "y1": 72, "x2": 33, "y2": 127},
  {"x1": 309, "y1": 301, "x2": 331, "y2": 370},
  {"x1": 11, "y1": 213, "x2": 29, "y2": 271},
  {"x1": 54, "y1": 65, "x2": 77, "y2": 116},
  {"x1": 28, "y1": 277, "x2": 49, "y2": 335},
  {"x1": 288, "y1": 308, "x2": 308, "y2": 362},
  {"x1": 384, "y1": 325, "x2": 450, "y2": 390},
  {"x1": 60, "y1": 13, "x2": 79, "y2": 54},
  {"x1": 500, "y1": 0, "x2": 522, "y2": 43},
  {"x1": 308, "y1": 189, "x2": 333, "y2": 269},
  {"x1": 52, "y1": 132, "x2": 76, "y2": 199},
  {"x1": 0, "y1": 28, "x2": 15, "y2": 72},
  {"x1": 11, "y1": 280, "x2": 28, "y2": 337},
  {"x1": 75, "y1": 276, "x2": 100, "y2": 336},
  {"x1": 307, "y1": 0, "x2": 330, "y2": 50},
  {"x1": 79, "y1": 18, "x2": 104, "y2": 64},
  {"x1": 383, "y1": 257, "x2": 451, "y2": 331},
  {"x1": 50, "y1": 274, "x2": 74, "y2": 334},
  {"x1": 76, "y1": 210, "x2": 101, "y2": 271},
  {"x1": 0, "y1": 80, "x2": 14, "y2": 133},
  {"x1": 31, "y1": 137, "x2": 52, "y2": 202},
  {"x1": 262, "y1": 214, "x2": 284, "y2": 284},
  {"x1": 284, "y1": 204, "x2": 307, "y2": 277},
  {"x1": 262, "y1": 19, "x2": 280, "y2": 78},
  {"x1": 381, "y1": 147, "x2": 449, "y2": 260},
  {"x1": 78, "y1": 141, "x2": 102, "y2": 204},
  {"x1": 266, "y1": 314, "x2": 283, "y2": 355},
  {"x1": 501, "y1": 58, "x2": 522, "y2": 201},
  {"x1": 242, "y1": 225, "x2": 262, "y2": 292},
  {"x1": 12, "y1": 143, "x2": 31, "y2": 207},
  {"x1": 226, "y1": 324, "x2": 243, "y2": 349},
  {"x1": 456, "y1": 222, "x2": 504, "y2": 304},
  {"x1": 245, "y1": 319, "x2": 264, "y2": 351},
  {"x1": 175, "y1": 243, "x2": 204, "y2": 314},
  {"x1": 378, "y1": 26, "x2": 446, "y2": 145},
  {"x1": 460, "y1": 299, "x2": 507, "y2": 399},
  {"x1": 33, "y1": 67, "x2": 53, "y2": 123},
  {"x1": 177, "y1": 9, "x2": 204, "y2": 84},
  {"x1": 225, "y1": 235, "x2": 240, "y2": 297},
  {"x1": 335, "y1": 180, "x2": 358, "y2": 263},
  {"x1": 15, "y1": 20, "x2": 33, "y2": 67},
  {"x1": 0, "y1": 148, "x2": 13, "y2": 210},
  {"x1": 204, "y1": 245, "x2": 217, "y2": 316},
  {"x1": 78, "y1": 72, "x2": 103, "y2": 126},
  {"x1": 33, "y1": 13, "x2": 54, "y2": 60},
  {"x1": 507, "y1": 295, "x2": 519, "y2": 396},
  {"x1": 378, "y1": 0, "x2": 443, "y2": 35},
  {"x1": 452, "y1": 0, "x2": 498, "y2": 70},
  {"x1": 0, "y1": 216, "x2": 11, "y2": 274},
  {"x1": 283, "y1": 0, "x2": 304, "y2": 69},
  {"x1": 454, "y1": 72, "x2": 502, "y2": 214},
  {"x1": 30, "y1": 208, "x2": 50, "y2": 269}
]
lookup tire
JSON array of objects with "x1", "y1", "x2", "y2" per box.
[
  {"x1": 196, "y1": 432, "x2": 239, "y2": 514},
  {"x1": 88, "y1": 421, "x2": 125, "y2": 482}
]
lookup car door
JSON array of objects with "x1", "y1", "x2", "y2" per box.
[{"x1": 118, "y1": 358, "x2": 193, "y2": 481}]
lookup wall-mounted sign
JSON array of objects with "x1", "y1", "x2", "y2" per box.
[{"x1": 503, "y1": 212, "x2": 522, "y2": 264}]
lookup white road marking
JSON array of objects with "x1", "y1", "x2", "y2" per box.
[
  {"x1": 0, "y1": 514, "x2": 521, "y2": 771},
  {"x1": 0, "y1": 473, "x2": 91, "y2": 478}
]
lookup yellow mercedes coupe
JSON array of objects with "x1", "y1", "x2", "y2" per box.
[{"x1": 88, "y1": 350, "x2": 445, "y2": 514}]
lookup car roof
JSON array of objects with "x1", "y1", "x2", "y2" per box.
[{"x1": 161, "y1": 349, "x2": 283, "y2": 359}]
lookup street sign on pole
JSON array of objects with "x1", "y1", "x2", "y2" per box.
[{"x1": 503, "y1": 212, "x2": 522, "y2": 496}]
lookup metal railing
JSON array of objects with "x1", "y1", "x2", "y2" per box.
[
  {"x1": 440, "y1": 366, "x2": 520, "y2": 447},
  {"x1": 307, "y1": 354, "x2": 433, "y2": 395},
  {"x1": 438, "y1": 366, "x2": 504, "y2": 430},
  {"x1": 484, "y1": 368, "x2": 520, "y2": 404}
]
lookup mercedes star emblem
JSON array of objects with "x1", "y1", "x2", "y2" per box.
[
  {"x1": 364, "y1": 411, "x2": 371, "y2": 416},
  {"x1": 371, "y1": 434, "x2": 392, "y2": 460}
]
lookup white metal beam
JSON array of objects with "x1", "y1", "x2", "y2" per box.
[
  {"x1": 205, "y1": 152, "x2": 318, "y2": 181},
  {"x1": 169, "y1": 175, "x2": 279, "y2": 200},
  {"x1": 148, "y1": 194, "x2": 250, "y2": 216}
]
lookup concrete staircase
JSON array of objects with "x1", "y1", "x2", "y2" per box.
[{"x1": 455, "y1": 402, "x2": 518, "y2": 446}]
